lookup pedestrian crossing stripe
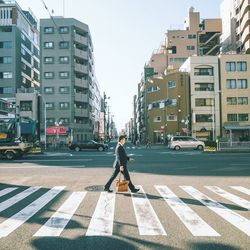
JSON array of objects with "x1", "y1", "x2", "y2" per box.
[{"x1": 0, "y1": 185, "x2": 249, "y2": 237}]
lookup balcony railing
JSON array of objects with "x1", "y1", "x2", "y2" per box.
[
  {"x1": 75, "y1": 78, "x2": 88, "y2": 88},
  {"x1": 74, "y1": 48, "x2": 88, "y2": 59}
]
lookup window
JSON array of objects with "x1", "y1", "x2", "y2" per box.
[
  {"x1": 196, "y1": 114, "x2": 213, "y2": 122},
  {"x1": 226, "y1": 62, "x2": 236, "y2": 71},
  {"x1": 46, "y1": 118, "x2": 55, "y2": 125},
  {"x1": 20, "y1": 101, "x2": 32, "y2": 111},
  {"x1": 227, "y1": 114, "x2": 237, "y2": 122},
  {"x1": 227, "y1": 97, "x2": 237, "y2": 105},
  {"x1": 195, "y1": 98, "x2": 214, "y2": 106},
  {"x1": 3, "y1": 87, "x2": 13, "y2": 94},
  {"x1": 59, "y1": 41, "x2": 69, "y2": 49},
  {"x1": 44, "y1": 57, "x2": 54, "y2": 64},
  {"x1": 44, "y1": 42, "x2": 54, "y2": 48},
  {"x1": 194, "y1": 67, "x2": 213, "y2": 76},
  {"x1": 44, "y1": 27, "x2": 54, "y2": 33},
  {"x1": 59, "y1": 26, "x2": 69, "y2": 33},
  {"x1": 237, "y1": 61, "x2": 247, "y2": 71},
  {"x1": 238, "y1": 114, "x2": 248, "y2": 121},
  {"x1": 0, "y1": 72, "x2": 13, "y2": 79},
  {"x1": 0, "y1": 56, "x2": 12, "y2": 64},
  {"x1": 59, "y1": 71, "x2": 69, "y2": 78},
  {"x1": 21, "y1": 33, "x2": 26, "y2": 41},
  {"x1": 59, "y1": 56, "x2": 69, "y2": 63},
  {"x1": 238, "y1": 97, "x2": 248, "y2": 105},
  {"x1": 60, "y1": 118, "x2": 70, "y2": 124},
  {"x1": 195, "y1": 83, "x2": 214, "y2": 91},
  {"x1": 59, "y1": 87, "x2": 69, "y2": 93},
  {"x1": 187, "y1": 45, "x2": 195, "y2": 50},
  {"x1": 45, "y1": 102, "x2": 54, "y2": 110},
  {"x1": 237, "y1": 79, "x2": 247, "y2": 89},
  {"x1": 167, "y1": 115, "x2": 177, "y2": 121},
  {"x1": 226, "y1": 79, "x2": 236, "y2": 89},
  {"x1": 59, "y1": 102, "x2": 69, "y2": 109},
  {"x1": 169, "y1": 57, "x2": 187, "y2": 62},
  {"x1": 168, "y1": 99, "x2": 177, "y2": 106},
  {"x1": 188, "y1": 34, "x2": 196, "y2": 39},
  {"x1": 44, "y1": 87, "x2": 54, "y2": 94},
  {"x1": 44, "y1": 72, "x2": 54, "y2": 79},
  {"x1": 153, "y1": 116, "x2": 161, "y2": 122},
  {"x1": 168, "y1": 81, "x2": 176, "y2": 88},
  {"x1": 0, "y1": 41, "x2": 12, "y2": 48},
  {"x1": 21, "y1": 48, "x2": 26, "y2": 55},
  {"x1": 147, "y1": 86, "x2": 158, "y2": 93}
]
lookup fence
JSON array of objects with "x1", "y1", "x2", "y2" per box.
[{"x1": 218, "y1": 141, "x2": 250, "y2": 151}]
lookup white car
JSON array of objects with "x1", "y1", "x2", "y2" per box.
[{"x1": 169, "y1": 136, "x2": 205, "y2": 150}]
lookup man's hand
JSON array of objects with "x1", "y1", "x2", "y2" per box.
[{"x1": 120, "y1": 166, "x2": 124, "y2": 172}]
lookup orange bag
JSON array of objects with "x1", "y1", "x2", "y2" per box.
[{"x1": 115, "y1": 172, "x2": 129, "y2": 192}]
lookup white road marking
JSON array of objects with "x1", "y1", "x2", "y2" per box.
[
  {"x1": 0, "y1": 186, "x2": 41, "y2": 213},
  {"x1": 86, "y1": 192, "x2": 115, "y2": 236},
  {"x1": 132, "y1": 185, "x2": 166, "y2": 235},
  {"x1": 181, "y1": 186, "x2": 250, "y2": 236},
  {"x1": 206, "y1": 186, "x2": 250, "y2": 210},
  {"x1": 155, "y1": 185, "x2": 219, "y2": 236},
  {"x1": 230, "y1": 186, "x2": 250, "y2": 196},
  {"x1": 0, "y1": 188, "x2": 18, "y2": 198},
  {"x1": 0, "y1": 186, "x2": 65, "y2": 238},
  {"x1": 34, "y1": 191, "x2": 86, "y2": 237},
  {"x1": 12, "y1": 159, "x2": 92, "y2": 162}
]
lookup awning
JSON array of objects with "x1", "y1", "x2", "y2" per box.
[
  {"x1": 46, "y1": 126, "x2": 67, "y2": 135},
  {"x1": 224, "y1": 125, "x2": 250, "y2": 130}
]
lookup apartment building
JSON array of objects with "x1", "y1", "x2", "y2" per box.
[
  {"x1": 0, "y1": 0, "x2": 40, "y2": 98},
  {"x1": 144, "y1": 72, "x2": 189, "y2": 143},
  {"x1": 219, "y1": 54, "x2": 250, "y2": 141},
  {"x1": 40, "y1": 17, "x2": 101, "y2": 142},
  {"x1": 180, "y1": 56, "x2": 220, "y2": 141}
]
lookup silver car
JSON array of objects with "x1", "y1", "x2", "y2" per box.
[{"x1": 169, "y1": 136, "x2": 205, "y2": 150}]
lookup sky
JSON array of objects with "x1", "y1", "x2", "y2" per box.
[{"x1": 17, "y1": 0, "x2": 221, "y2": 132}]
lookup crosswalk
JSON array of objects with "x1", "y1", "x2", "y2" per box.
[{"x1": 0, "y1": 185, "x2": 249, "y2": 238}]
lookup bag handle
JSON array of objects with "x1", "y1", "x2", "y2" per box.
[{"x1": 118, "y1": 171, "x2": 124, "y2": 181}]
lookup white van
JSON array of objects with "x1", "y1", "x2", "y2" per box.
[{"x1": 169, "y1": 136, "x2": 205, "y2": 150}]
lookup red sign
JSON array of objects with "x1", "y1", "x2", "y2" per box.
[{"x1": 46, "y1": 126, "x2": 67, "y2": 135}]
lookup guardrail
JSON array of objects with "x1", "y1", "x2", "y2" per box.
[{"x1": 218, "y1": 141, "x2": 250, "y2": 151}]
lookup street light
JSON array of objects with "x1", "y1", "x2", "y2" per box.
[{"x1": 38, "y1": 93, "x2": 47, "y2": 150}]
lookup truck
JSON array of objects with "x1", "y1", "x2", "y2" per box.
[{"x1": 0, "y1": 118, "x2": 33, "y2": 160}]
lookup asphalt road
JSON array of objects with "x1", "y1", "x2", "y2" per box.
[{"x1": 0, "y1": 147, "x2": 249, "y2": 250}]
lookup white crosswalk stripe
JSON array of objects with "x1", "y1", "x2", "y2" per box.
[
  {"x1": 0, "y1": 185, "x2": 249, "y2": 238},
  {"x1": 0, "y1": 186, "x2": 65, "y2": 238},
  {"x1": 86, "y1": 192, "x2": 115, "y2": 236},
  {"x1": 0, "y1": 186, "x2": 41, "y2": 213},
  {"x1": 230, "y1": 186, "x2": 250, "y2": 196},
  {"x1": 34, "y1": 191, "x2": 86, "y2": 237},
  {"x1": 131, "y1": 185, "x2": 166, "y2": 235},
  {"x1": 205, "y1": 186, "x2": 250, "y2": 210},
  {"x1": 0, "y1": 187, "x2": 18, "y2": 198},
  {"x1": 181, "y1": 186, "x2": 250, "y2": 236},
  {"x1": 155, "y1": 185, "x2": 219, "y2": 236}
]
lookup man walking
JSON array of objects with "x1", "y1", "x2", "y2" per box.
[{"x1": 104, "y1": 135, "x2": 140, "y2": 193}]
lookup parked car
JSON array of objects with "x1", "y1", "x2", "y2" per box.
[
  {"x1": 68, "y1": 140, "x2": 108, "y2": 151},
  {"x1": 169, "y1": 136, "x2": 205, "y2": 150}
]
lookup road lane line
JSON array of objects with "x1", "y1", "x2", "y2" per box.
[
  {"x1": 155, "y1": 185, "x2": 219, "y2": 236},
  {"x1": 230, "y1": 186, "x2": 250, "y2": 196},
  {"x1": 0, "y1": 186, "x2": 65, "y2": 238},
  {"x1": 206, "y1": 186, "x2": 250, "y2": 210},
  {"x1": 86, "y1": 192, "x2": 115, "y2": 236},
  {"x1": 0, "y1": 188, "x2": 18, "y2": 198},
  {"x1": 0, "y1": 186, "x2": 41, "y2": 213},
  {"x1": 132, "y1": 185, "x2": 166, "y2": 235},
  {"x1": 181, "y1": 186, "x2": 250, "y2": 236},
  {"x1": 34, "y1": 191, "x2": 86, "y2": 237}
]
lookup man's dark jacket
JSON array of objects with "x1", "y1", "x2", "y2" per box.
[{"x1": 113, "y1": 143, "x2": 130, "y2": 168}]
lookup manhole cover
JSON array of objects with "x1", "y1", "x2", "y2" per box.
[{"x1": 85, "y1": 185, "x2": 104, "y2": 192}]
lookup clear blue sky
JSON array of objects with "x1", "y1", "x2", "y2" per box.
[{"x1": 17, "y1": 0, "x2": 221, "y2": 132}]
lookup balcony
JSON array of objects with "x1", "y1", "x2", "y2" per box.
[
  {"x1": 75, "y1": 63, "x2": 88, "y2": 74},
  {"x1": 74, "y1": 108, "x2": 89, "y2": 117},
  {"x1": 241, "y1": 26, "x2": 250, "y2": 44},
  {"x1": 74, "y1": 92, "x2": 88, "y2": 102},
  {"x1": 75, "y1": 78, "x2": 88, "y2": 88},
  {"x1": 74, "y1": 48, "x2": 88, "y2": 59},
  {"x1": 74, "y1": 34, "x2": 88, "y2": 45}
]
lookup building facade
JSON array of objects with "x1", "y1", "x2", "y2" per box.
[{"x1": 40, "y1": 17, "x2": 100, "y2": 142}]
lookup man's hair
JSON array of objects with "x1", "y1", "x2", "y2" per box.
[{"x1": 118, "y1": 135, "x2": 126, "y2": 142}]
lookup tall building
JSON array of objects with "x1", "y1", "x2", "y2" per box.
[
  {"x1": 40, "y1": 17, "x2": 101, "y2": 142},
  {"x1": 0, "y1": 0, "x2": 40, "y2": 98},
  {"x1": 219, "y1": 54, "x2": 250, "y2": 141},
  {"x1": 180, "y1": 56, "x2": 220, "y2": 141}
]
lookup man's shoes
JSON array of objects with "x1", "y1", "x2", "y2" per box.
[
  {"x1": 104, "y1": 188, "x2": 113, "y2": 193},
  {"x1": 131, "y1": 188, "x2": 140, "y2": 193}
]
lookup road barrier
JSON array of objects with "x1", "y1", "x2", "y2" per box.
[{"x1": 218, "y1": 141, "x2": 250, "y2": 151}]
